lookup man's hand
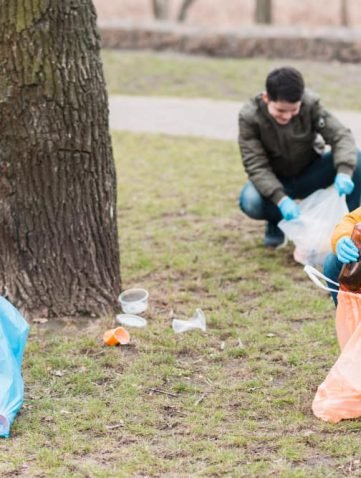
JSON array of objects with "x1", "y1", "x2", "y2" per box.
[
  {"x1": 336, "y1": 236, "x2": 359, "y2": 263},
  {"x1": 334, "y1": 173, "x2": 354, "y2": 196},
  {"x1": 277, "y1": 196, "x2": 300, "y2": 221}
]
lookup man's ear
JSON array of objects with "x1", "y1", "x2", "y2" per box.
[{"x1": 262, "y1": 91, "x2": 269, "y2": 104}]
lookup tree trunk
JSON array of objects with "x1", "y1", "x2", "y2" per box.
[
  {"x1": 255, "y1": 0, "x2": 272, "y2": 24},
  {"x1": 177, "y1": 0, "x2": 197, "y2": 22},
  {"x1": 152, "y1": 0, "x2": 170, "y2": 20},
  {"x1": 340, "y1": 0, "x2": 349, "y2": 26},
  {"x1": 0, "y1": 0, "x2": 121, "y2": 318}
]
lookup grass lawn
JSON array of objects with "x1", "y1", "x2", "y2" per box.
[
  {"x1": 102, "y1": 49, "x2": 361, "y2": 111},
  {"x1": 1, "y1": 131, "x2": 360, "y2": 477},
  {"x1": 1, "y1": 51, "x2": 361, "y2": 476}
]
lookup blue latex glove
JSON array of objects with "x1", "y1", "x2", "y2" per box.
[
  {"x1": 336, "y1": 236, "x2": 359, "y2": 263},
  {"x1": 334, "y1": 173, "x2": 354, "y2": 196},
  {"x1": 278, "y1": 196, "x2": 300, "y2": 221}
]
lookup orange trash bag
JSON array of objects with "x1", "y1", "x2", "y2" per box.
[
  {"x1": 335, "y1": 291, "x2": 361, "y2": 350},
  {"x1": 304, "y1": 266, "x2": 361, "y2": 423}
]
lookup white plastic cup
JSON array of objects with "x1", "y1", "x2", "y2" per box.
[
  {"x1": 118, "y1": 288, "x2": 149, "y2": 314},
  {"x1": 172, "y1": 309, "x2": 206, "y2": 333}
]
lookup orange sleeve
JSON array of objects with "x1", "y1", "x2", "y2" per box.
[{"x1": 331, "y1": 207, "x2": 361, "y2": 252}]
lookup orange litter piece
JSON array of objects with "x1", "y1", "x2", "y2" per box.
[
  {"x1": 103, "y1": 327, "x2": 130, "y2": 346},
  {"x1": 113, "y1": 327, "x2": 130, "y2": 345}
]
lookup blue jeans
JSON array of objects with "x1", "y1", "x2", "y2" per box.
[
  {"x1": 239, "y1": 151, "x2": 361, "y2": 225},
  {"x1": 323, "y1": 253, "x2": 343, "y2": 306}
]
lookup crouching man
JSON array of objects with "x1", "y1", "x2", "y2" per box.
[{"x1": 238, "y1": 66, "x2": 361, "y2": 248}]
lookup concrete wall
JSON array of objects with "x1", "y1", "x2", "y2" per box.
[{"x1": 99, "y1": 21, "x2": 361, "y2": 63}]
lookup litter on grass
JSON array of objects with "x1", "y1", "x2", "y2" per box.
[
  {"x1": 103, "y1": 327, "x2": 130, "y2": 346},
  {"x1": 115, "y1": 314, "x2": 147, "y2": 328},
  {"x1": 118, "y1": 288, "x2": 149, "y2": 314},
  {"x1": 172, "y1": 309, "x2": 206, "y2": 333}
]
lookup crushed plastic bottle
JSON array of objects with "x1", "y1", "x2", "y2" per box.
[{"x1": 172, "y1": 309, "x2": 206, "y2": 334}]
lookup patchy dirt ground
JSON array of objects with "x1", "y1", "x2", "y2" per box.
[
  {"x1": 93, "y1": 0, "x2": 361, "y2": 28},
  {"x1": 4, "y1": 131, "x2": 356, "y2": 477}
]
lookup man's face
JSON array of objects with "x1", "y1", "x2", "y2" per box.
[{"x1": 262, "y1": 92, "x2": 301, "y2": 125}]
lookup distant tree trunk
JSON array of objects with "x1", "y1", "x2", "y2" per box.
[
  {"x1": 0, "y1": 0, "x2": 121, "y2": 317},
  {"x1": 151, "y1": 0, "x2": 198, "y2": 22},
  {"x1": 340, "y1": 0, "x2": 349, "y2": 26},
  {"x1": 177, "y1": 0, "x2": 197, "y2": 22},
  {"x1": 255, "y1": 0, "x2": 272, "y2": 24},
  {"x1": 152, "y1": 0, "x2": 170, "y2": 20}
]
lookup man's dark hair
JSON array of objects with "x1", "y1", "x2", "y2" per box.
[{"x1": 266, "y1": 67, "x2": 305, "y2": 103}]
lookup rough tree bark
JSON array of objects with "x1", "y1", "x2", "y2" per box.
[
  {"x1": 255, "y1": 0, "x2": 272, "y2": 24},
  {"x1": 0, "y1": 0, "x2": 121, "y2": 318}
]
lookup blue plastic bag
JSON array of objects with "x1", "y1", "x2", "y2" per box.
[{"x1": 0, "y1": 297, "x2": 29, "y2": 438}]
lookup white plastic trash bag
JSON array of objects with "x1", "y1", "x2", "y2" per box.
[{"x1": 278, "y1": 186, "x2": 348, "y2": 267}]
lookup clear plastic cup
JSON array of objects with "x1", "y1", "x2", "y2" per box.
[
  {"x1": 172, "y1": 309, "x2": 206, "y2": 333},
  {"x1": 118, "y1": 288, "x2": 149, "y2": 314}
]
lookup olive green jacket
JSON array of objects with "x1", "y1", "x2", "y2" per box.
[{"x1": 238, "y1": 90, "x2": 357, "y2": 204}]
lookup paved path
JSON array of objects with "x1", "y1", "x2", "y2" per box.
[{"x1": 109, "y1": 95, "x2": 361, "y2": 143}]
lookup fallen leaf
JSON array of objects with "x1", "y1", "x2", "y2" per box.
[
  {"x1": 194, "y1": 393, "x2": 207, "y2": 406},
  {"x1": 106, "y1": 420, "x2": 125, "y2": 430},
  {"x1": 53, "y1": 370, "x2": 65, "y2": 377},
  {"x1": 42, "y1": 416, "x2": 54, "y2": 422},
  {"x1": 33, "y1": 318, "x2": 48, "y2": 324}
]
